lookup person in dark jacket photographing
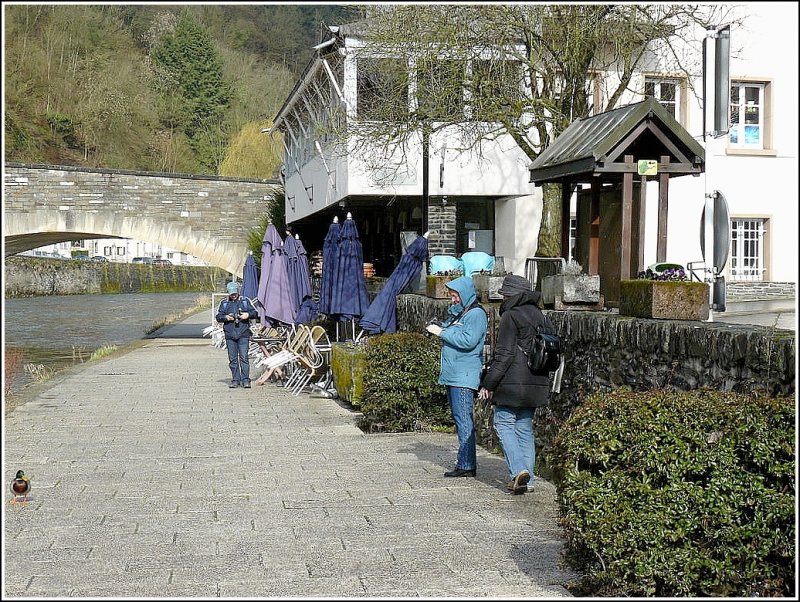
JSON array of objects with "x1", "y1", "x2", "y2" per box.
[
  {"x1": 478, "y1": 274, "x2": 552, "y2": 494},
  {"x1": 216, "y1": 280, "x2": 257, "y2": 388}
]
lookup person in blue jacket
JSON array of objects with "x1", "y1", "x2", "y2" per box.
[
  {"x1": 426, "y1": 275, "x2": 487, "y2": 478},
  {"x1": 216, "y1": 280, "x2": 258, "y2": 388}
]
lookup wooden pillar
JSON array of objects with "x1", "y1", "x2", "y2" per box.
[
  {"x1": 620, "y1": 155, "x2": 634, "y2": 280},
  {"x1": 657, "y1": 155, "x2": 670, "y2": 262},
  {"x1": 589, "y1": 179, "x2": 600, "y2": 275},
  {"x1": 560, "y1": 181, "x2": 571, "y2": 261}
]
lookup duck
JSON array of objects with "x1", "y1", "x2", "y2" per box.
[{"x1": 10, "y1": 470, "x2": 30, "y2": 506}]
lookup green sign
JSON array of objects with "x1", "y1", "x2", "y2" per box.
[{"x1": 637, "y1": 160, "x2": 658, "y2": 176}]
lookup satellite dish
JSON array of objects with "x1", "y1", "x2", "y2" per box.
[{"x1": 700, "y1": 190, "x2": 730, "y2": 276}]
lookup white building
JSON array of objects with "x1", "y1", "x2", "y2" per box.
[
  {"x1": 20, "y1": 238, "x2": 207, "y2": 265},
  {"x1": 271, "y1": 3, "x2": 797, "y2": 289}
]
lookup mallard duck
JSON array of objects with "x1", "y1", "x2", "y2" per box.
[{"x1": 10, "y1": 470, "x2": 30, "y2": 506}]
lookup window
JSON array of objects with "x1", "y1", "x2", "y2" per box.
[
  {"x1": 104, "y1": 246, "x2": 112, "y2": 256},
  {"x1": 729, "y1": 82, "x2": 765, "y2": 149},
  {"x1": 470, "y1": 59, "x2": 524, "y2": 121},
  {"x1": 644, "y1": 77, "x2": 682, "y2": 122},
  {"x1": 416, "y1": 58, "x2": 465, "y2": 121},
  {"x1": 730, "y1": 218, "x2": 767, "y2": 281},
  {"x1": 116, "y1": 247, "x2": 125, "y2": 256},
  {"x1": 356, "y1": 58, "x2": 409, "y2": 121}
]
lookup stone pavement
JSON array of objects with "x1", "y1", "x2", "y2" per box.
[{"x1": 3, "y1": 310, "x2": 577, "y2": 598}]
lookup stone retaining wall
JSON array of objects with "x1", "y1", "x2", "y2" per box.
[
  {"x1": 396, "y1": 293, "x2": 796, "y2": 464},
  {"x1": 5, "y1": 256, "x2": 228, "y2": 296},
  {"x1": 726, "y1": 281, "x2": 795, "y2": 301}
]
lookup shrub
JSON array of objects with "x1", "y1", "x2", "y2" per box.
[
  {"x1": 358, "y1": 333, "x2": 450, "y2": 432},
  {"x1": 549, "y1": 388, "x2": 795, "y2": 598}
]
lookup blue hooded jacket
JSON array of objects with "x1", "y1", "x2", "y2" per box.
[{"x1": 437, "y1": 276, "x2": 487, "y2": 390}]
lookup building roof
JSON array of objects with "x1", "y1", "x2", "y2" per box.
[{"x1": 528, "y1": 97, "x2": 705, "y2": 184}]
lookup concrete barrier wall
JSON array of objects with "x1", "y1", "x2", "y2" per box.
[{"x1": 4, "y1": 256, "x2": 229, "y2": 297}]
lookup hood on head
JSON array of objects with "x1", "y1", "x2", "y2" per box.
[{"x1": 445, "y1": 275, "x2": 477, "y2": 309}]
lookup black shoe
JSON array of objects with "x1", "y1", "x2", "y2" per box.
[
  {"x1": 444, "y1": 468, "x2": 476, "y2": 478},
  {"x1": 229, "y1": 381, "x2": 239, "y2": 388}
]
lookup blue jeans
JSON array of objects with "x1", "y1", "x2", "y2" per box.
[
  {"x1": 225, "y1": 336, "x2": 250, "y2": 384},
  {"x1": 447, "y1": 386, "x2": 476, "y2": 470},
  {"x1": 493, "y1": 405, "x2": 535, "y2": 480}
]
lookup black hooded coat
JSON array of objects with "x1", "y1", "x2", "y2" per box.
[{"x1": 480, "y1": 290, "x2": 552, "y2": 408}]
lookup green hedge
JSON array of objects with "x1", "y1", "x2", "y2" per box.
[
  {"x1": 548, "y1": 388, "x2": 795, "y2": 597},
  {"x1": 358, "y1": 333, "x2": 450, "y2": 432}
]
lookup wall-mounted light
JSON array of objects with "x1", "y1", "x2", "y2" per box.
[
  {"x1": 304, "y1": 184, "x2": 313, "y2": 203},
  {"x1": 442, "y1": 195, "x2": 448, "y2": 206}
]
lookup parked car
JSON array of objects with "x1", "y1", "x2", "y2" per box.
[
  {"x1": 131, "y1": 257, "x2": 153, "y2": 264},
  {"x1": 90, "y1": 255, "x2": 109, "y2": 262},
  {"x1": 152, "y1": 259, "x2": 172, "y2": 265}
]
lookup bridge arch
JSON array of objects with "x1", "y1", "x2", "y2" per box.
[{"x1": 3, "y1": 163, "x2": 280, "y2": 276}]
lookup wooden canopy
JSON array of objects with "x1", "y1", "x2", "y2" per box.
[{"x1": 528, "y1": 97, "x2": 705, "y2": 306}]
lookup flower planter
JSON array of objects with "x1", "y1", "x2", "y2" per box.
[
  {"x1": 619, "y1": 280, "x2": 709, "y2": 320},
  {"x1": 472, "y1": 273, "x2": 505, "y2": 302},
  {"x1": 542, "y1": 274, "x2": 601, "y2": 306},
  {"x1": 426, "y1": 275, "x2": 459, "y2": 298},
  {"x1": 330, "y1": 343, "x2": 366, "y2": 406}
]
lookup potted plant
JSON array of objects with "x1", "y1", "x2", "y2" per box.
[
  {"x1": 541, "y1": 260, "x2": 601, "y2": 307},
  {"x1": 619, "y1": 265, "x2": 709, "y2": 320}
]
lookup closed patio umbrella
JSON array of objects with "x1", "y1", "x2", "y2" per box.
[
  {"x1": 240, "y1": 251, "x2": 259, "y2": 300},
  {"x1": 283, "y1": 232, "x2": 310, "y2": 311},
  {"x1": 256, "y1": 223, "x2": 297, "y2": 326},
  {"x1": 329, "y1": 213, "x2": 370, "y2": 338},
  {"x1": 294, "y1": 234, "x2": 312, "y2": 304},
  {"x1": 318, "y1": 217, "x2": 340, "y2": 317},
  {"x1": 359, "y1": 232, "x2": 429, "y2": 335}
]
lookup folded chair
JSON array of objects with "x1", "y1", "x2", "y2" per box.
[
  {"x1": 254, "y1": 325, "x2": 311, "y2": 385},
  {"x1": 285, "y1": 325, "x2": 330, "y2": 396}
]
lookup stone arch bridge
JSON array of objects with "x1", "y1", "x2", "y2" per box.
[{"x1": 3, "y1": 163, "x2": 281, "y2": 276}]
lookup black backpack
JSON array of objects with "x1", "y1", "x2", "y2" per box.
[{"x1": 520, "y1": 324, "x2": 562, "y2": 375}]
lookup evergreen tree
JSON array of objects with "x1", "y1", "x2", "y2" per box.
[{"x1": 151, "y1": 11, "x2": 232, "y2": 169}]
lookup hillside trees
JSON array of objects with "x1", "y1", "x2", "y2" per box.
[
  {"x1": 2, "y1": 4, "x2": 314, "y2": 177},
  {"x1": 336, "y1": 4, "x2": 742, "y2": 256},
  {"x1": 150, "y1": 11, "x2": 232, "y2": 172}
]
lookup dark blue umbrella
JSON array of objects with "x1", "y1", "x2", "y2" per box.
[
  {"x1": 330, "y1": 213, "x2": 370, "y2": 323},
  {"x1": 283, "y1": 232, "x2": 307, "y2": 311},
  {"x1": 256, "y1": 223, "x2": 297, "y2": 326},
  {"x1": 360, "y1": 233, "x2": 429, "y2": 335},
  {"x1": 318, "y1": 217, "x2": 340, "y2": 317},
  {"x1": 240, "y1": 251, "x2": 259, "y2": 300},
  {"x1": 294, "y1": 234, "x2": 313, "y2": 305}
]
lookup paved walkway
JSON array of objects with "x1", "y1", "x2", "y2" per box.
[{"x1": 3, "y1": 310, "x2": 576, "y2": 598}]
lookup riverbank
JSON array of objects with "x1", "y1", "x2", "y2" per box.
[
  {"x1": 4, "y1": 301, "x2": 210, "y2": 416},
  {"x1": 4, "y1": 255, "x2": 229, "y2": 297}
]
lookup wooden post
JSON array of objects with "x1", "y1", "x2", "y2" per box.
[
  {"x1": 621, "y1": 155, "x2": 634, "y2": 280},
  {"x1": 657, "y1": 155, "x2": 670, "y2": 262}
]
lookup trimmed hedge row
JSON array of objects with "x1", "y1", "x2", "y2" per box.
[
  {"x1": 548, "y1": 388, "x2": 795, "y2": 597},
  {"x1": 357, "y1": 333, "x2": 451, "y2": 432}
]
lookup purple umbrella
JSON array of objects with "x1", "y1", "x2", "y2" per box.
[
  {"x1": 256, "y1": 223, "x2": 297, "y2": 326},
  {"x1": 359, "y1": 233, "x2": 429, "y2": 335},
  {"x1": 318, "y1": 217, "x2": 340, "y2": 317},
  {"x1": 241, "y1": 251, "x2": 259, "y2": 300},
  {"x1": 330, "y1": 213, "x2": 370, "y2": 323}
]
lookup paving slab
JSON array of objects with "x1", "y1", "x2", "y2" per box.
[{"x1": 4, "y1": 310, "x2": 578, "y2": 598}]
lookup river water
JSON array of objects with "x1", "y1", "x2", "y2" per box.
[{"x1": 4, "y1": 292, "x2": 208, "y2": 394}]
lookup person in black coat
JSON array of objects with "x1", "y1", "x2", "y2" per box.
[{"x1": 478, "y1": 274, "x2": 552, "y2": 495}]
